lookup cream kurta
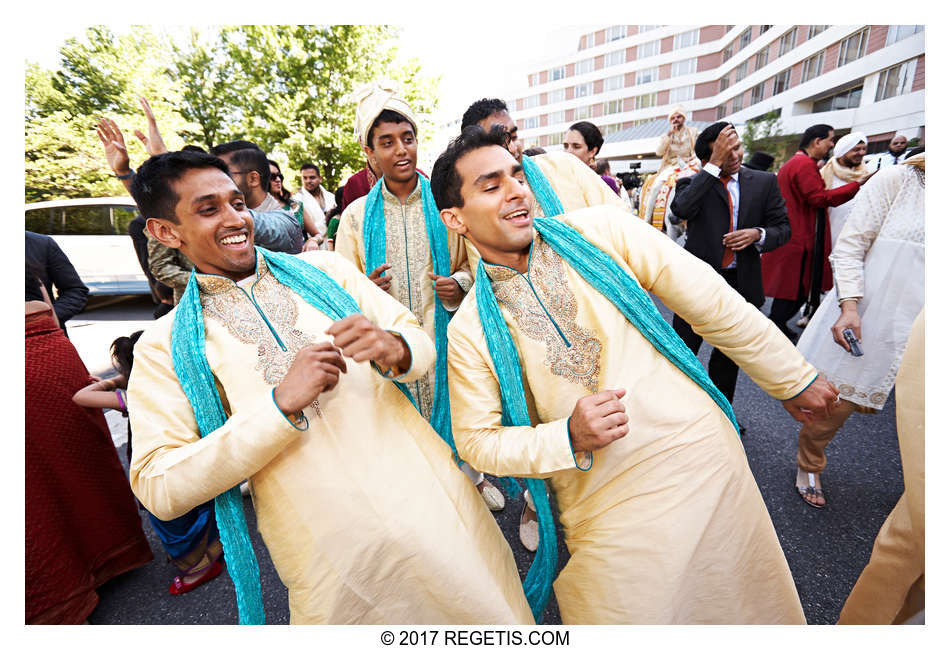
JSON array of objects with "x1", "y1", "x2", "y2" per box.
[
  {"x1": 128, "y1": 251, "x2": 532, "y2": 624},
  {"x1": 655, "y1": 125, "x2": 699, "y2": 171},
  {"x1": 336, "y1": 179, "x2": 472, "y2": 420},
  {"x1": 447, "y1": 207, "x2": 817, "y2": 624}
]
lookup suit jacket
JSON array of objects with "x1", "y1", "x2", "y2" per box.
[
  {"x1": 670, "y1": 167, "x2": 790, "y2": 307},
  {"x1": 25, "y1": 231, "x2": 89, "y2": 327}
]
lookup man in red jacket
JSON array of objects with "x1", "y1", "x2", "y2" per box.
[{"x1": 760, "y1": 124, "x2": 874, "y2": 340}]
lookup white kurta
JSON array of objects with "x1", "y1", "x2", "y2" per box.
[
  {"x1": 827, "y1": 174, "x2": 859, "y2": 246},
  {"x1": 127, "y1": 251, "x2": 532, "y2": 624},
  {"x1": 447, "y1": 207, "x2": 816, "y2": 624},
  {"x1": 797, "y1": 163, "x2": 924, "y2": 410}
]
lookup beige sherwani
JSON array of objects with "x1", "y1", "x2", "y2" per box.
[
  {"x1": 336, "y1": 180, "x2": 472, "y2": 420},
  {"x1": 447, "y1": 206, "x2": 816, "y2": 624},
  {"x1": 128, "y1": 251, "x2": 532, "y2": 624}
]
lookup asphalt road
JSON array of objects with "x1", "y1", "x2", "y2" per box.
[{"x1": 75, "y1": 294, "x2": 902, "y2": 625}]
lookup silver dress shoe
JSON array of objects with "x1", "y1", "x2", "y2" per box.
[{"x1": 477, "y1": 478, "x2": 505, "y2": 511}]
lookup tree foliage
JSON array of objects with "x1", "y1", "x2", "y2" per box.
[
  {"x1": 739, "y1": 109, "x2": 800, "y2": 171},
  {"x1": 25, "y1": 25, "x2": 441, "y2": 202}
]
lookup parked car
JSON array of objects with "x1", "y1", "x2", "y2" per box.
[{"x1": 25, "y1": 197, "x2": 149, "y2": 295}]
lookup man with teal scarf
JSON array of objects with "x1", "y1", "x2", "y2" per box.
[
  {"x1": 433, "y1": 126, "x2": 841, "y2": 624},
  {"x1": 126, "y1": 150, "x2": 533, "y2": 624},
  {"x1": 336, "y1": 83, "x2": 508, "y2": 511}
]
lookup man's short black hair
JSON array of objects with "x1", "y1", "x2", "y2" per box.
[
  {"x1": 430, "y1": 125, "x2": 511, "y2": 211},
  {"x1": 568, "y1": 121, "x2": 604, "y2": 155},
  {"x1": 461, "y1": 98, "x2": 509, "y2": 130},
  {"x1": 694, "y1": 121, "x2": 733, "y2": 162},
  {"x1": 130, "y1": 151, "x2": 231, "y2": 224},
  {"x1": 366, "y1": 109, "x2": 416, "y2": 150},
  {"x1": 799, "y1": 124, "x2": 833, "y2": 151},
  {"x1": 228, "y1": 147, "x2": 271, "y2": 189},
  {"x1": 181, "y1": 144, "x2": 206, "y2": 153},
  {"x1": 300, "y1": 162, "x2": 319, "y2": 173},
  {"x1": 209, "y1": 140, "x2": 262, "y2": 156}
]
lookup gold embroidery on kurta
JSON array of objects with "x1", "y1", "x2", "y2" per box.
[
  {"x1": 489, "y1": 238, "x2": 602, "y2": 392},
  {"x1": 198, "y1": 260, "x2": 322, "y2": 414}
]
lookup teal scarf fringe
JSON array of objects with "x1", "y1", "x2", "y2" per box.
[
  {"x1": 170, "y1": 248, "x2": 415, "y2": 624},
  {"x1": 521, "y1": 154, "x2": 564, "y2": 218},
  {"x1": 363, "y1": 173, "x2": 453, "y2": 450}
]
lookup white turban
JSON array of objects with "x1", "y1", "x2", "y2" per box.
[
  {"x1": 668, "y1": 104, "x2": 687, "y2": 121},
  {"x1": 351, "y1": 81, "x2": 418, "y2": 147},
  {"x1": 834, "y1": 131, "x2": 867, "y2": 158}
]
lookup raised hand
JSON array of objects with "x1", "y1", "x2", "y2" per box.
[
  {"x1": 708, "y1": 126, "x2": 739, "y2": 168},
  {"x1": 368, "y1": 264, "x2": 392, "y2": 292},
  {"x1": 96, "y1": 118, "x2": 131, "y2": 175},
  {"x1": 568, "y1": 389, "x2": 629, "y2": 452},
  {"x1": 132, "y1": 97, "x2": 169, "y2": 156}
]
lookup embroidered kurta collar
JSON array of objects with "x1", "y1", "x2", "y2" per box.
[
  {"x1": 379, "y1": 175, "x2": 422, "y2": 207},
  {"x1": 482, "y1": 229, "x2": 543, "y2": 285},
  {"x1": 194, "y1": 251, "x2": 270, "y2": 295}
]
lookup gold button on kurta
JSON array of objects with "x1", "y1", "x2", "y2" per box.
[
  {"x1": 447, "y1": 207, "x2": 817, "y2": 624},
  {"x1": 128, "y1": 251, "x2": 532, "y2": 624}
]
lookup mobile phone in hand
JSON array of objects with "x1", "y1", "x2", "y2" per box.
[{"x1": 843, "y1": 328, "x2": 863, "y2": 357}]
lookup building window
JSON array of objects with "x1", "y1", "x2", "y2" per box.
[
  {"x1": 754, "y1": 49, "x2": 769, "y2": 71},
  {"x1": 607, "y1": 25, "x2": 627, "y2": 42},
  {"x1": 732, "y1": 94, "x2": 744, "y2": 113},
  {"x1": 813, "y1": 85, "x2": 862, "y2": 112},
  {"x1": 605, "y1": 74, "x2": 624, "y2": 91},
  {"x1": 886, "y1": 25, "x2": 923, "y2": 46},
  {"x1": 734, "y1": 61, "x2": 748, "y2": 82},
  {"x1": 738, "y1": 27, "x2": 753, "y2": 50},
  {"x1": 524, "y1": 94, "x2": 539, "y2": 109},
  {"x1": 605, "y1": 50, "x2": 625, "y2": 67},
  {"x1": 876, "y1": 60, "x2": 914, "y2": 101},
  {"x1": 717, "y1": 105, "x2": 727, "y2": 120},
  {"x1": 638, "y1": 40, "x2": 659, "y2": 58},
  {"x1": 671, "y1": 58, "x2": 697, "y2": 77},
  {"x1": 722, "y1": 46, "x2": 734, "y2": 64},
  {"x1": 529, "y1": 73, "x2": 539, "y2": 86},
  {"x1": 604, "y1": 99, "x2": 623, "y2": 114},
  {"x1": 673, "y1": 29, "x2": 699, "y2": 50},
  {"x1": 838, "y1": 28, "x2": 870, "y2": 67},
  {"x1": 549, "y1": 110, "x2": 566, "y2": 125},
  {"x1": 576, "y1": 58, "x2": 594, "y2": 75},
  {"x1": 604, "y1": 122, "x2": 622, "y2": 135},
  {"x1": 669, "y1": 85, "x2": 694, "y2": 103},
  {"x1": 548, "y1": 88, "x2": 565, "y2": 104},
  {"x1": 575, "y1": 82, "x2": 593, "y2": 98},
  {"x1": 777, "y1": 29, "x2": 797, "y2": 57},
  {"x1": 551, "y1": 66, "x2": 565, "y2": 81},
  {"x1": 524, "y1": 116, "x2": 539, "y2": 129},
  {"x1": 575, "y1": 104, "x2": 592, "y2": 120},
  {"x1": 635, "y1": 93, "x2": 657, "y2": 110},
  {"x1": 772, "y1": 68, "x2": 791, "y2": 95},
  {"x1": 760, "y1": 25, "x2": 772, "y2": 36},
  {"x1": 639, "y1": 25, "x2": 659, "y2": 33},
  {"x1": 808, "y1": 25, "x2": 828, "y2": 39},
  {"x1": 801, "y1": 52, "x2": 824, "y2": 82},
  {"x1": 582, "y1": 31, "x2": 596, "y2": 50},
  {"x1": 720, "y1": 74, "x2": 731, "y2": 92},
  {"x1": 750, "y1": 82, "x2": 765, "y2": 104},
  {"x1": 636, "y1": 67, "x2": 659, "y2": 84}
]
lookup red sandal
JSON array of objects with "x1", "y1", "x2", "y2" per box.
[{"x1": 168, "y1": 556, "x2": 224, "y2": 595}]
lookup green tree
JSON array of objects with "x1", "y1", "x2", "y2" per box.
[{"x1": 739, "y1": 109, "x2": 788, "y2": 171}]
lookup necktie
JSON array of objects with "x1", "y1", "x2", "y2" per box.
[{"x1": 720, "y1": 176, "x2": 734, "y2": 268}]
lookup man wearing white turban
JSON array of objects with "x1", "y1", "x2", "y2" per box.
[
  {"x1": 821, "y1": 132, "x2": 872, "y2": 245},
  {"x1": 655, "y1": 105, "x2": 699, "y2": 172}
]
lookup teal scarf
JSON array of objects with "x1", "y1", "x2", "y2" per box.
[
  {"x1": 521, "y1": 154, "x2": 564, "y2": 217},
  {"x1": 362, "y1": 173, "x2": 454, "y2": 451},
  {"x1": 170, "y1": 247, "x2": 415, "y2": 624}
]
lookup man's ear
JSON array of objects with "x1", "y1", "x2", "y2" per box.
[
  {"x1": 440, "y1": 207, "x2": 468, "y2": 237},
  {"x1": 247, "y1": 170, "x2": 262, "y2": 190},
  {"x1": 146, "y1": 217, "x2": 184, "y2": 249},
  {"x1": 362, "y1": 143, "x2": 377, "y2": 169}
]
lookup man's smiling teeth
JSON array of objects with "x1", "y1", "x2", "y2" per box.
[
  {"x1": 503, "y1": 210, "x2": 528, "y2": 220},
  {"x1": 221, "y1": 233, "x2": 247, "y2": 244}
]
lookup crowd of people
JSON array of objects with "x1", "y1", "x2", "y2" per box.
[{"x1": 25, "y1": 78, "x2": 924, "y2": 627}]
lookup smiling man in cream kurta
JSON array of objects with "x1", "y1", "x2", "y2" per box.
[
  {"x1": 432, "y1": 128, "x2": 841, "y2": 624},
  {"x1": 126, "y1": 150, "x2": 532, "y2": 624}
]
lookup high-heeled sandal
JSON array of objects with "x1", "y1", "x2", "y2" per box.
[{"x1": 168, "y1": 551, "x2": 225, "y2": 595}]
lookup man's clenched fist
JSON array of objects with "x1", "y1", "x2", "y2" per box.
[
  {"x1": 568, "y1": 388, "x2": 629, "y2": 452},
  {"x1": 326, "y1": 314, "x2": 411, "y2": 371},
  {"x1": 273, "y1": 342, "x2": 347, "y2": 417}
]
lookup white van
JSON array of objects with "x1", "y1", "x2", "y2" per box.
[{"x1": 25, "y1": 197, "x2": 149, "y2": 295}]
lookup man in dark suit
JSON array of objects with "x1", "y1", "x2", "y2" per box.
[
  {"x1": 25, "y1": 231, "x2": 89, "y2": 334},
  {"x1": 669, "y1": 122, "x2": 790, "y2": 415}
]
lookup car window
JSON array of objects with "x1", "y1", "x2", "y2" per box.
[
  {"x1": 111, "y1": 205, "x2": 140, "y2": 235},
  {"x1": 61, "y1": 205, "x2": 114, "y2": 235},
  {"x1": 25, "y1": 207, "x2": 56, "y2": 235}
]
